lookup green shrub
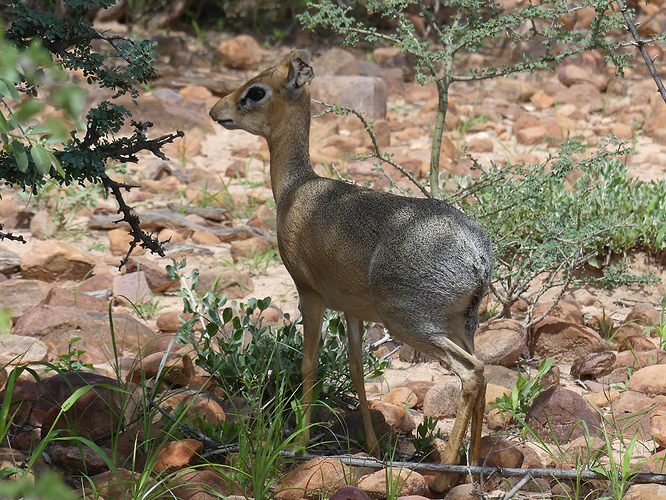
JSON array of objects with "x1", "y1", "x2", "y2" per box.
[
  {"x1": 168, "y1": 259, "x2": 390, "y2": 412},
  {"x1": 447, "y1": 143, "x2": 661, "y2": 325}
]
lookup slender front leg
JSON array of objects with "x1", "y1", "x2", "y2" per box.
[
  {"x1": 347, "y1": 315, "x2": 380, "y2": 457},
  {"x1": 298, "y1": 290, "x2": 326, "y2": 450}
]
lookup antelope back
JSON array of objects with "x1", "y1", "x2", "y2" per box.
[{"x1": 209, "y1": 50, "x2": 315, "y2": 139}]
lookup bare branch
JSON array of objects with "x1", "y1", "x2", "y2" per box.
[
  {"x1": 0, "y1": 231, "x2": 26, "y2": 244},
  {"x1": 279, "y1": 452, "x2": 666, "y2": 484},
  {"x1": 312, "y1": 99, "x2": 431, "y2": 198},
  {"x1": 615, "y1": 0, "x2": 666, "y2": 103}
]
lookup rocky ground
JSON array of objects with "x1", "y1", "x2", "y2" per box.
[{"x1": 1, "y1": 23, "x2": 666, "y2": 500}]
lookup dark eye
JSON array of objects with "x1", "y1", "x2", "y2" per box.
[{"x1": 246, "y1": 87, "x2": 266, "y2": 102}]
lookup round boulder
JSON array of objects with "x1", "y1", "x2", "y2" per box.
[
  {"x1": 21, "y1": 240, "x2": 96, "y2": 282},
  {"x1": 628, "y1": 364, "x2": 666, "y2": 396},
  {"x1": 570, "y1": 351, "x2": 616, "y2": 380},
  {"x1": 529, "y1": 322, "x2": 604, "y2": 363},
  {"x1": 474, "y1": 318, "x2": 526, "y2": 367}
]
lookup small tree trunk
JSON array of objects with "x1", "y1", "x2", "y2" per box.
[{"x1": 429, "y1": 79, "x2": 450, "y2": 200}]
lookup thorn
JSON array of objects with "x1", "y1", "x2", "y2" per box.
[
  {"x1": 634, "y1": 21, "x2": 642, "y2": 27},
  {"x1": 652, "y1": 54, "x2": 660, "y2": 62}
]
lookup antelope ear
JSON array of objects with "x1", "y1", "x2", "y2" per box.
[{"x1": 285, "y1": 49, "x2": 314, "y2": 91}]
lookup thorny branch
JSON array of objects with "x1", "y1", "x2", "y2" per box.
[
  {"x1": 81, "y1": 120, "x2": 184, "y2": 162},
  {"x1": 281, "y1": 453, "x2": 666, "y2": 484},
  {"x1": 102, "y1": 176, "x2": 166, "y2": 270},
  {"x1": 78, "y1": 120, "x2": 183, "y2": 268},
  {"x1": 0, "y1": 228, "x2": 26, "y2": 244},
  {"x1": 146, "y1": 397, "x2": 231, "y2": 452},
  {"x1": 139, "y1": 395, "x2": 666, "y2": 491}
]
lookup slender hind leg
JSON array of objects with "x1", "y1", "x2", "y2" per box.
[
  {"x1": 347, "y1": 315, "x2": 380, "y2": 457},
  {"x1": 469, "y1": 377, "x2": 487, "y2": 467},
  {"x1": 298, "y1": 290, "x2": 326, "y2": 450},
  {"x1": 429, "y1": 337, "x2": 485, "y2": 493}
]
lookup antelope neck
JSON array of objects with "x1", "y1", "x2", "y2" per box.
[{"x1": 266, "y1": 102, "x2": 318, "y2": 204}]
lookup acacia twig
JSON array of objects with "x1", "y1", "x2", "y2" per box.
[
  {"x1": 0, "y1": 229, "x2": 26, "y2": 244},
  {"x1": 312, "y1": 99, "x2": 431, "y2": 198}
]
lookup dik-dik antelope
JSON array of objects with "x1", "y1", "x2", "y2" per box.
[{"x1": 210, "y1": 50, "x2": 493, "y2": 492}]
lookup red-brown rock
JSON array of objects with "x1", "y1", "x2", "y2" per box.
[
  {"x1": 623, "y1": 483, "x2": 666, "y2": 500},
  {"x1": 0, "y1": 279, "x2": 51, "y2": 321},
  {"x1": 154, "y1": 439, "x2": 203, "y2": 474},
  {"x1": 275, "y1": 457, "x2": 352, "y2": 500},
  {"x1": 113, "y1": 271, "x2": 152, "y2": 306},
  {"x1": 21, "y1": 240, "x2": 96, "y2": 282},
  {"x1": 4, "y1": 372, "x2": 129, "y2": 449},
  {"x1": 474, "y1": 318, "x2": 526, "y2": 367},
  {"x1": 651, "y1": 410, "x2": 666, "y2": 449},
  {"x1": 423, "y1": 382, "x2": 459, "y2": 419},
  {"x1": 197, "y1": 270, "x2": 254, "y2": 299},
  {"x1": 215, "y1": 35, "x2": 263, "y2": 70},
  {"x1": 557, "y1": 64, "x2": 608, "y2": 91},
  {"x1": 330, "y1": 485, "x2": 373, "y2": 500},
  {"x1": 314, "y1": 48, "x2": 359, "y2": 76},
  {"x1": 479, "y1": 436, "x2": 524, "y2": 468},
  {"x1": 525, "y1": 386, "x2": 601, "y2": 444},
  {"x1": 123, "y1": 257, "x2": 177, "y2": 293},
  {"x1": 46, "y1": 286, "x2": 109, "y2": 311},
  {"x1": 51, "y1": 445, "x2": 114, "y2": 476},
  {"x1": 230, "y1": 236, "x2": 275, "y2": 263},
  {"x1": 358, "y1": 468, "x2": 426, "y2": 498},
  {"x1": 615, "y1": 349, "x2": 666, "y2": 369},
  {"x1": 129, "y1": 351, "x2": 194, "y2": 386},
  {"x1": 247, "y1": 204, "x2": 277, "y2": 233},
  {"x1": 529, "y1": 322, "x2": 604, "y2": 363},
  {"x1": 629, "y1": 364, "x2": 666, "y2": 396},
  {"x1": 368, "y1": 400, "x2": 416, "y2": 434},
  {"x1": 384, "y1": 387, "x2": 419, "y2": 408},
  {"x1": 13, "y1": 305, "x2": 155, "y2": 356},
  {"x1": 170, "y1": 467, "x2": 246, "y2": 499},
  {"x1": 570, "y1": 351, "x2": 616, "y2": 380}
]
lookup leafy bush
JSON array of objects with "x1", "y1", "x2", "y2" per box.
[
  {"x1": 168, "y1": 259, "x2": 390, "y2": 411},
  {"x1": 412, "y1": 416, "x2": 444, "y2": 460},
  {"x1": 447, "y1": 143, "x2": 662, "y2": 325}
]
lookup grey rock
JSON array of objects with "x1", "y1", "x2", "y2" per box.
[
  {"x1": 311, "y1": 76, "x2": 387, "y2": 120},
  {"x1": 0, "y1": 247, "x2": 21, "y2": 276}
]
